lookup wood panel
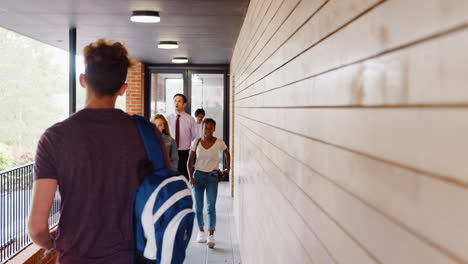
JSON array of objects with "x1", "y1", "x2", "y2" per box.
[
  {"x1": 236, "y1": 107, "x2": 468, "y2": 185},
  {"x1": 237, "y1": 114, "x2": 468, "y2": 263},
  {"x1": 236, "y1": 25, "x2": 468, "y2": 106},
  {"x1": 229, "y1": 0, "x2": 468, "y2": 263},
  {"x1": 235, "y1": 0, "x2": 383, "y2": 92},
  {"x1": 236, "y1": 119, "x2": 461, "y2": 263},
  {"x1": 235, "y1": 138, "x2": 308, "y2": 264},
  {"x1": 233, "y1": 0, "x2": 283, "y2": 71},
  {"x1": 236, "y1": 0, "x2": 274, "y2": 62},
  {"x1": 231, "y1": 0, "x2": 263, "y2": 71},
  {"x1": 234, "y1": 0, "x2": 310, "y2": 77},
  {"x1": 232, "y1": 0, "x2": 293, "y2": 76},
  {"x1": 236, "y1": 0, "x2": 332, "y2": 85},
  {"x1": 231, "y1": 0, "x2": 270, "y2": 72},
  {"x1": 236, "y1": 0, "x2": 468, "y2": 95}
]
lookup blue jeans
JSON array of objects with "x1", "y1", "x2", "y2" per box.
[{"x1": 192, "y1": 170, "x2": 219, "y2": 231}]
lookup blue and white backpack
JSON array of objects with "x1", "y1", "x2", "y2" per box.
[{"x1": 132, "y1": 115, "x2": 195, "y2": 264}]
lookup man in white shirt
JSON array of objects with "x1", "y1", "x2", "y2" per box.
[{"x1": 166, "y1": 94, "x2": 198, "y2": 179}]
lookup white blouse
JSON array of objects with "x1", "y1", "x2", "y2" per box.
[{"x1": 190, "y1": 138, "x2": 227, "y2": 172}]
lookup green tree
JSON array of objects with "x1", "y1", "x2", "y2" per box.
[
  {"x1": 0, "y1": 27, "x2": 68, "y2": 166},
  {"x1": 0, "y1": 142, "x2": 14, "y2": 171}
]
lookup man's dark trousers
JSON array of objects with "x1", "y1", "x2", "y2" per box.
[{"x1": 177, "y1": 150, "x2": 190, "y2": 180}]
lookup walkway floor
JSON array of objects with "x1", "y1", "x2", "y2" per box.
[{"x1": 184, "y1": 182, "x2": 241, "y2": 264}]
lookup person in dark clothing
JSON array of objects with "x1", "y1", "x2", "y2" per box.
[{"x1": 28, "y1": 38, "x2": 170, "y2": 264}]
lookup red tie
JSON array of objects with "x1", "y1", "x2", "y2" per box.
[{"x1": 175, "y1": 114, "x2": 180, "y2": 148}]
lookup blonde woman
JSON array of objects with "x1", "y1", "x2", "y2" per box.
[{"x1": 152, "y1": 114, "x2": 179, "y2": 170}]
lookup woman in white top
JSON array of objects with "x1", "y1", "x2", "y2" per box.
[{"x1": 187, "y1": 118, "x2": 230, "y2": 249}]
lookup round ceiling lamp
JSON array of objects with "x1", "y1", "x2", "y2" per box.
[
  {"x1": 130, "y1": 11, "x2": 160, "y2": 23},
  {"x1": 158, "y1": 41, "x2": 179, "y2": 49},
  {"x1": 172, "y1": 57, "x2": 189, "y2": 64}
]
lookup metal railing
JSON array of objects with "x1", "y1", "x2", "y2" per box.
[{"x1": 1, "y1": 162, "x2": 61, "y2": 263}]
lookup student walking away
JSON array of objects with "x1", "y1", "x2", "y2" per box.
[
  {"x1": 194, "y1": 108, "x2": 205, "y2": 138},
  {"x1": 152, "y1": 114, "x2": 179, "y2": 170},
  {"x1": 167, "y1": 94, "x2": 198, "y2": 180},
  {"x1": 28, "y1": 39, "x2": 172, "y2": 264},
  {"x1": 133, "y1": 115, "x2": 194, "y2": 264},
  {"x1": 187, "y1": 118, "x2": 231, "y2": 248}
]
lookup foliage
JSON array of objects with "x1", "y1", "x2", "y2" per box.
[
  {"x1": 14, "y1": 152, "x2": 34, "y2": 166},
  {"x1": 0, "y1": 27, "x2": 68, "y2": 167},
  {"x1": 0, "y1": 27, "x2": 127, "y2": 170},
  {"x1": 0, "y1": 142, "x2": 14, "y2": 171}
]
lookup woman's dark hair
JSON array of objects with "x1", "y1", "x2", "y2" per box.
[
  {"x1": 83, "y1": 38, "x2": 134, "y2": 97},
  {"x1": 202, "y1": 118, "x2": 216, "y2": 128},
  {"x1": 195, "y1": 108, "x2": 205, "y2": 117},
  {"x1": 173, "y1": 93, "x2": 187, "y2": 103}
]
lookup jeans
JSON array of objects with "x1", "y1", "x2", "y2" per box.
[{"x1": 192, "y1": 170, "x2": 219, "y2": 231}]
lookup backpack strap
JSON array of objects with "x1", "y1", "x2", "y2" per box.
[
  {"x1": 194, "y1": 138, "x2": 201, "y2": 152},
  {"x1": 133, "y1": 115, "x2": 166, "y2": 171}
]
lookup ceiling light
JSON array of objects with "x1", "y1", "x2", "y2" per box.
[
  {"x1": 130, "y1": 11, "x2": 160, "y2": 23},
  {"x1": 172, "y1": 57, "x2": 189, "y2": 64},
  {"x1": 158, "y1": 41, "x2": 178, "y2": 49}
]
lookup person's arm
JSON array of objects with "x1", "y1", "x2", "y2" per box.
[
  {"x1": 222, "y1": 148, "x2": 231, "y2": 176},
  {"x1": 187, "y1": 150, "x2": 196, "y2": 184},
  {"x1": 28, "y1": 178, "x2": 57, "y2": 249},
  {"x1": 170, "y1": 139, "x2": 179, "y2": 170}
]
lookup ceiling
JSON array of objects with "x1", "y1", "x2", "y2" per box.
[{"x1": 0, "y1": 0, "x2": 249, "y2": 64}]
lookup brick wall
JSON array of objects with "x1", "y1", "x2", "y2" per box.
[{"x1": 126, "y1": 61, "x2": 145, "y2": 115}]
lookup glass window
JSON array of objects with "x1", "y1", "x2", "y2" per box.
[
  {"x1": 191, "y1": 73, "x2": 225, "y2": 168},
  {"x1": 191, "y1": 73, "x2": 224, "y2": 140},
  {"x1": 150, "y1": 73, "x2": 184, "y2": 117}
]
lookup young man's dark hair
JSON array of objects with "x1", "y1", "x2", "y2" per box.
[
  {"x1": 195, "y1": 108, "x2": 205, "y2": 117},
  {"x1": 202, "y1": 118, "x2": 216, "y2": 128},
  {"x1": 83, "y1": 38, "x2": 133, "y2": 96},
  {"x1": 173, "y1": 93, "x2": 187, "y2": 103}
]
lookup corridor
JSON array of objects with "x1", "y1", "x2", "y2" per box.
[
  {"x1": 185, "y1": 182, "x2": 241, "y2": 264},
  {"x1": 2, "y1": 0, "x2": 468, "y2": 263}
]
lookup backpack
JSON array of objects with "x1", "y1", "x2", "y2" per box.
[{"x1": 132, "y1": 115, "x2": 195, "y2": 264}]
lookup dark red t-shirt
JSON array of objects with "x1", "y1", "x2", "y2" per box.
[{"x1": 34, "y1": 108, "x2": 169, "y2": 264}]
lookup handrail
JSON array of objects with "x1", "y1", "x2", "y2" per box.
[
  {"x1": 0, "y1": 162, "x2": 34, "y2": 175},
  {"x1": 1, "y1": 162, "x2": 61, "y2": 263}
]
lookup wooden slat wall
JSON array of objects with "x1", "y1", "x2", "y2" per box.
[{"x1": 229, "y1": 0, "x2": 468, "y2": 263}]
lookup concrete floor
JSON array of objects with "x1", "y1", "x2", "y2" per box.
[{"x1": 184, "y1": 182, "x2": 241, "y2": 264}]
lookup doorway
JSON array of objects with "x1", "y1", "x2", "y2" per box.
[{"x1": 144, "y1": 64, "x2": 230, "y2": 149}]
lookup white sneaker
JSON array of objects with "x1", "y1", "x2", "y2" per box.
[
  {"x1": 196, "y1": 231, "x2": 207, "y2": 243},
  {"x1": 207, "y1": 235, "x2": 216, "y2": 248}
]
